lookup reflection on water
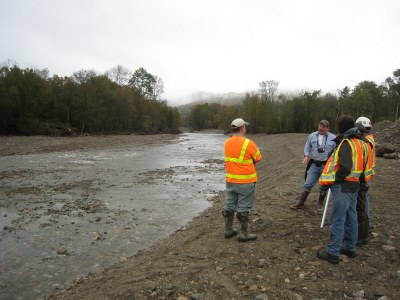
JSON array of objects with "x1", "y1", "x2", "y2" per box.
[{"x1": 0, "y1": 133, "x2": 227, "y2": 299}]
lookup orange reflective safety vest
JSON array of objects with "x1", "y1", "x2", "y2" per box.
[
  {"x1": 319, "y1": 137, "x2": 367, "y2": 186},
  {"x1": 224, "y1": 135, "x2": 262, "y2": 183},
  {"x1": 363, "y1": 134, "x2": 376, "y2": 182}
]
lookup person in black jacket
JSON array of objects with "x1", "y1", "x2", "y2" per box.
[{"x1": 317, "y1": 115, "x2": 367, "y2": 264}]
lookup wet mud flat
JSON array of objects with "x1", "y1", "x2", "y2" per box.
[{"x1": 0, "y1": 133, "x2": 226, "y2": 299}]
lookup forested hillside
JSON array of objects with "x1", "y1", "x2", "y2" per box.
[
  {"x1": 184, "y1": 71, "x2": 400, "y2": 133},
  {"x1": 0, "y1": 64, "x2": 181, "y2": 135},
  {"x1": 1, "y1": 61, "x2": 399, "y2": 136}
]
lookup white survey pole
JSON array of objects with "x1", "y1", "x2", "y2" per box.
[{"x1": 320, "y1": 188, "x2": 331, "y2": 228}]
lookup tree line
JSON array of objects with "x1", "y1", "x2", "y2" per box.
[
  {"x1": 185, "y1": 69, "x2": 400, "y2": 134},
  {"x1": 1, "y1": 61, "x2": 398, "y2": 136},
  {"x1": 0, "y1": 63, "x2": 181, "y2": 135}
]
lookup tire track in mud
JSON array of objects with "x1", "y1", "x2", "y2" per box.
[{"x1": 254, "y1": 134, "x2": 308, "y2": 216}]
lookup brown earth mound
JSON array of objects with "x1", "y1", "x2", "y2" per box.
[{"x1": 374, "y1": 120, "x2": 400, "y2": 151}]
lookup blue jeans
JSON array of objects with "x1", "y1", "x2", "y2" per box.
[
  {"x1": 225, "y1": 182, "x2": 256, "y2": 213},
  {"x1": 327, "y1": 183, "x2": 358, "y2": 256},
  {"x1": 304, "y1": 163, "x2": 325, "y2": 192}
]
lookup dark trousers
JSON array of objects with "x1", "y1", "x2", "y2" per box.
[{"x1": 356, "y1": 182, "x2": 369, "y2": 221}]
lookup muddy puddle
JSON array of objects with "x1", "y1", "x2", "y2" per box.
[{"x1": 0, "y1": 133, "x2": 227, "y2": 299}]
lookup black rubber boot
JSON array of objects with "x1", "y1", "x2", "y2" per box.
[
  {"x1": 222, "y1": 210, "x2": 237, "y2": 238},
  {"x1": 318, "y1": 190, "x2": 327, "y2": 212},
  {"x1": 290, "y1": 190, "x2": 310, "y2": 209},
  {"x1": 236, "y1": 212, "x2": 257, "y2": 242}
]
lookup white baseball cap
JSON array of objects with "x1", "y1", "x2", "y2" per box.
[{"x1": 231, "y1": 118, "x2": 249, "y2": 128}]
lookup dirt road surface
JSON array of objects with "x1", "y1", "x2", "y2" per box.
[{"x1": 2, "y1": 132, "x2": 399, "y2": 300}]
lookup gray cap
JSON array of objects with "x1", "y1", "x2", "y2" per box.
[
  {"x1": 319, "y1": 120, "x2": 329, "y2": 127},
  {"x1": 231, "y1": 118, "x2": 249, "y2": 128}
]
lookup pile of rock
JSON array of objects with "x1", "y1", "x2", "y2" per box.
[{"x1": 373, "y1": 120, "x2": 400, "y2": 159}]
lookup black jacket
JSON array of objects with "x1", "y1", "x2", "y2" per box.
[{"x1": 332, "y1": 127, "x2": 364, "y2": 193}]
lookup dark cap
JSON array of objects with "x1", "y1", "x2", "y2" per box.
[{"x1": 319, "y1": 120, "x2": 329, "y2": 127}]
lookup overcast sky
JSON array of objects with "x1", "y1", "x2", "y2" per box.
[{"x1": 1, "y1": 0, "x2": 399, "y2": 105}]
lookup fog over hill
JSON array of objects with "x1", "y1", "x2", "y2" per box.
[
  {"x1": 172, "y1": 91, "x2": 247, "y2": 114},
  {"x1": 171, "y1": 88, "x2": 308, "y2": 114}
]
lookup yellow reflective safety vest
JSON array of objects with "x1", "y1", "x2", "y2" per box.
[
  {"x1": 319, "y1": 137, "x2": 367, "y2": 186},
  {"x1": 363, "y1": 134, "x2": 376, "y2": 182},
  {"x1": 224, "y1": 135, "x2": 262, "y2": 183}
]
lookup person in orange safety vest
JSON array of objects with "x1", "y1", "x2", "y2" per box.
[
  {"x1": 317, "y1": 115, "x2": 368, "y2": 264},
  {"x1": 223, "y1": 118, "x2": 263, "y2": 242},
  {"x1": 355, "y1": 116, "x2": 376, "y2": 245}
]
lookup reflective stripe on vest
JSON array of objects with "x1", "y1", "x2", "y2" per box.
[
  {"x1": 225, "y1": 139, "x2": 253, "y2": 164},
  {"x1": 224, "y1": 137, "x2": 260, "y2": 182},
  {"x1": 226, "y1": 173, "x2": 257, "y2": 180},
  {"x1": 319, "y1": 138, "x2": 365, "y2": 185},
  {"x1": 364, "y1": 134, "x2": 376, "y2": 181}
]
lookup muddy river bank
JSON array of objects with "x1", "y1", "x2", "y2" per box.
[
  {"x1": 49, "y1": 133, "x2": 399, "y2": 300},
  {"x1": 0, "y1": 133, "x2": 226, "y2": 299}
]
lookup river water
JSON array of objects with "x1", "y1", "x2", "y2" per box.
[{"x1": 0, "y1": 133, "x2": 227, "y2": 299}]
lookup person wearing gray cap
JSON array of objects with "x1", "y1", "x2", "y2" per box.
[
  {"x1": 223, "y1": 118, "x2": 263, "y2": 242},
  {"x1": 290, "y1": 120, "x2": 336, "y2": 211}
]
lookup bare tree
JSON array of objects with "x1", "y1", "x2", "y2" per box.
[
  {"x1": 259, "y1": 80, "x2": 280, "y2": 132},
  {"x1": 105, "y1": 64, "x2": 131, "y2": 86},
  {"x1": 34, "y1": 68, "x2": 50, "y2": 80},
  {"x1": 259, "y1": 80, "x2": 279, "y2": 102},
  {"x1": 153, "y1": 76, "x2": 164, "y2": 101},
  {"x1": 72, "y1": 69, "x2": 97, "y2": 84}
]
